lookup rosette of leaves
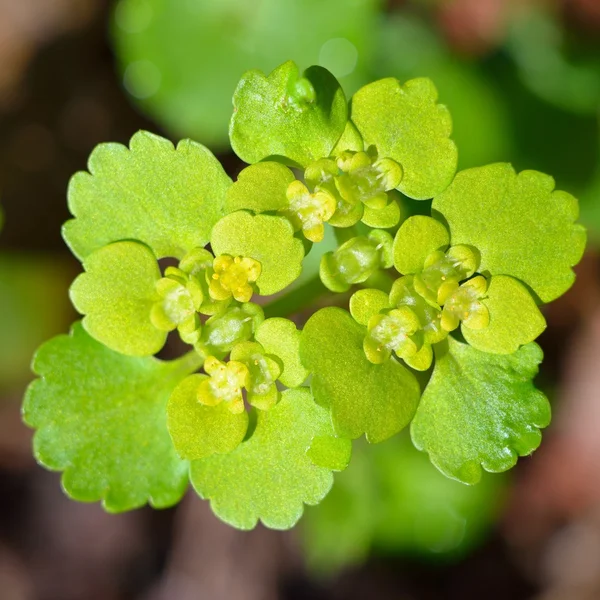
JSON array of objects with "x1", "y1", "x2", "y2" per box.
[{"x1": 23, "y1": 60, "x2": 585, "y2": 530}]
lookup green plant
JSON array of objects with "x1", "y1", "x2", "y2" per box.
[{"x1": 23, "y1": 60, "x2": 585, "y2": 530}]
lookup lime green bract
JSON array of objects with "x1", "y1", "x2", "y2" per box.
[{"x1": 24, "y1": 60, "x2": 585, "y2": 528}]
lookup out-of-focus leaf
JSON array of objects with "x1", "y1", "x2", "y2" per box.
[
  {"x1": 113, "y1": 0, "x2": 378, "y2": 148},
  {"x1": 0, "y1": 254, "x2": 71, "y2": 392},
  {"x1": 303, "y1": 434, "x2": 506, "y2": 574}
]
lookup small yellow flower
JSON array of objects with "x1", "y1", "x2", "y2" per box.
[
  {"x1": 197, "y1": 357, "x2": 249, "y2": 414},
  {"x1": 282, "y1": 180, "x2": 336, "y2": 242},
  {"x1": 441, "y1": 276, "x2": 489, "y2": 332},
  {"x1": 209, "y1": 255, "x2": 261, "y2": 303}
]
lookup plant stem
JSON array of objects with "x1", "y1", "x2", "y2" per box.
[
  {"x1": 169, "y1": 349, "x2": 205, "y2": 378},
  {"x1": 264, "y1": 275, "x2": 329, "y2": 318}
]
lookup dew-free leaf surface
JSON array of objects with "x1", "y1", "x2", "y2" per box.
[
  {"x1": 64, "y1": 131, "x2": 231, "y2": 260},
  {"x1": 225, "y1": 162, "x2": 295, "y2": 215},
  {"x1": 230, "y1": 61, "x2": 348, "y2": 166},
  {"x1": 210, "y1": 211, "x2": 305, "y2": 295},
  {"x1": 190, "y1": 388, "x2": 339, "y2": 530},
  {"x1": 70, "y1": 241, "x2": 165, "y2": 356},
  {"x1": 462, "y1": 275, "x2": 546, "y2": 354},
  {"x1": 300, "y1": 307, "x2": 420, "y2": 443},
  {"x1": 393, "y1": 215, "x2": 450, "y2": 274},
  {"x1": 167, "y1": 374, "x2": 248, "y2": 460},
  {"x1": 433, "y1": 163, "x2": 586, "y2": 303},
  {"x1": 351, "y1": 77, "x2": 458, "y2": 199},
  {"x1": 255, "y1": 318, "x2": 308, "y2": 387}
]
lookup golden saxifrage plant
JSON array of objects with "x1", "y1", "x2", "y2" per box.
[{"x1": 23, "y1": 61, "x2": 585, "y2": 529}]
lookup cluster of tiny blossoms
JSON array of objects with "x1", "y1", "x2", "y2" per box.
[{"x1": 141, "y1": 142, "x2": 494, "y2": 413}]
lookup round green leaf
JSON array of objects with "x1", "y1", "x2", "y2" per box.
[
  {"x1": 230, "y1": 61, "x2": 348, "y2": 167},
  {"x1": 351, "y1": 77, "x2": 458, "y2": 199},
  {"x1": 393, "y1": 215, "x2": 450, "y2": 274},
  {"x1": 22, "y1": 323, "x2": 198, "y2": 512},
  {"x1": 411, "y1": 337, "x2": 550, "y2": 485},
  {"x1": 167, "y1": 374, "x2": 248, "y2": 460},
  {"x1": 190, "y1": 388, "x2": 337, "y2": 530},
  {"x1": 432, "y1": 163, "x2": 587, "y2": 303},
  {"x1": 210, "y1": 211, "x2": 304, "y2": 295},
  {"x1": 255, "y1": 318, "x2": 308, "y2": 388},
  {"x1": 70, "y1": 241, "x2": 165, "y2": 356},
  {"x1": 300, "y1": 307, "x2": 420, "y2": 443},
  {"x1": 349, "y1": 288, "x2": 390, "y2": 326},
  {"x1": 63, "y1": 131, "x2": 231, "y2": 260},
  {"x1": 225, "y1": 162, "x2": 295, "y2": 215},
  {"x1": 361, "y1": 198, "x2": 401, "y2": 229},
  {"x1": 463, "y1": 275, "x2": 546, "y2": 354}
]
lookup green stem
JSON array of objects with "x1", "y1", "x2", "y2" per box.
[
  {"x1": 169, "y1": 349, "x2": 205, "y2": 378},
  {"x1": 264, "y1": 275, "x2": 328, "y2": 318}
]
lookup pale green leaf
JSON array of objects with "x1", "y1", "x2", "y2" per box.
[
  {"x1": 463, "y1": 275, "x2": 546, "y2": 354},
  {"x1": 351, "y1": 77, "x2": 458, "y2": 199},
  {"x1": 167, "y1": 374, "x2": 248, "y2": 460},
  {"x1": 255, "y1": 318, "x2": 308, "y2": 388},
  {"x1": 349, "y1": 288, "x2": 390, "y2": 325},
  {"x1": 393, "y1": 215, "x2": 450, "y2": 274},
  {"x1": 210, "y1": 211, "x2": 304, "y2": 295},
  {"x1": 432, "y1": 163, "x2": 586, "y2": 303},
  {"x1": 300, "y1": 307, "x2": 420, "y2": 443},
  {"x1": 63, "y1": 131, "x2": 231, "y2": 260},
  {"x1": 331, "y1": 120, "x2": 364, "y2": 155},
  {"x1": 411, "y1": 337, "x2": 550, "y2": 484},
  {"x1": 230, "y1": 61, "x2": 348, "y2": 167},
  {"x1": 190, "y1": 388, "x2": 337, "y2": 530},
  {"x1": 361, "y1": 197, "x2": 401, "y2": 229},
  {"x1": 225, "y1": 162, "x2": 295, "y2": 215},
  {"x1": 70, "y1": 241, "x2": 165, "y2": 356},
  {"x1": 22, "y1": 323, "x2": 198, "y2": 511},
  {"x1": 307, "y1": 435, "x2": 352, "y2": 471}
]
